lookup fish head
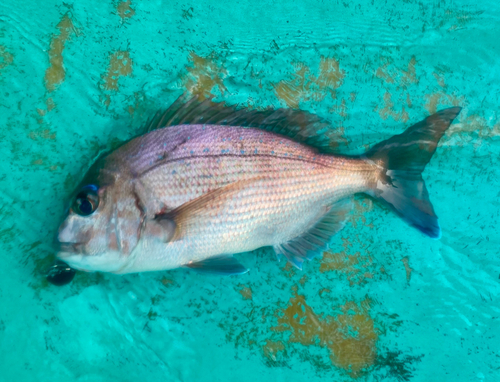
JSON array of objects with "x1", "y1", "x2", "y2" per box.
[{"x1": 57, "y1": 168, "x2": 143, "y2": 273}]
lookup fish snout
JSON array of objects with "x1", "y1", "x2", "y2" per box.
[{"x1": 57, "y1": 216, "x2": 88, "y2": 244}]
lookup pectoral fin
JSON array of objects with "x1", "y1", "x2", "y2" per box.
[
  {"x1": 154, "y1": 178, "x2": 260, "y2": 241},
  {"x1": 184, "y1": 255, "x2": 248, "y2": 275}
]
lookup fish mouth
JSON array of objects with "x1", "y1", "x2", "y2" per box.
[{"x1": 57, "y1": 242, "x2": 83, "y2": 255}]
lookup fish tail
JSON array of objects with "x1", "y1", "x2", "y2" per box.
[{"x1": 364, "y1": 107, "x2": 461, "y2": 238}]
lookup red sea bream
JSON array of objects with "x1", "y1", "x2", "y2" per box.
[{"x1": 56, "y1": 95, "x2": 461, "y2": 275}]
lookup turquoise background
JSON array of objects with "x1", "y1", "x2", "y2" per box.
[{"x1": 1, "y1": 0, "x2": 499, "y2": 381}]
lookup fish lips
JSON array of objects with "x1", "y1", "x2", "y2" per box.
[{"x1": 57, "y1": 242, "x2": 84, "y2": 255}]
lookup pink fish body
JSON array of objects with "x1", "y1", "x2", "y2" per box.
[{"x1": 57, "y1": 95, "x2": 461, "y2": 275}]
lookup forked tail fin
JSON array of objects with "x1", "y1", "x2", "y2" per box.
[{"x1": 365, "y1": 107, "x2": 461, "y2": 238}]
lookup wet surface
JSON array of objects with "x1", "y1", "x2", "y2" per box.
[{"x1": 0, "y1": 0, "x2": 499, "y2": 381}]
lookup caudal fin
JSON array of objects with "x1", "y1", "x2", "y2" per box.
[{"x1": 365, "y1": 107, "x2": 461, "y2": 238}]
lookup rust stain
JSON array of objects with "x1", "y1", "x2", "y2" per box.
[
  {"x1": 400, "y1": 56, "x2": 418, "y2": 87},
  {"x1": 320, "y1": 250, "x2": 375, "y2": 286},
  {"x1": 28, "y1": 129, "x2": 56, "y2": 140},
  {"x1": 0, "y1": 45, "x2": 14, "y2": 74},
  {"x1": 375, "y1": 56, "x2": 418, "y2": 88},
  {"x1": 117, "y1": 0, "x2": 135, "y2": 21},
  {"x1": 432, "y1": 72, "x2": 446, "y2": 88},
  {"x1": 377, "y1": 92, "x2": 409, "y2": 123},
  {"x1": 401, "y1": 256, "x2": 412, "y2": 284},
  {"x1": 182, "y1": 52, "x2": 227, "y2": 100},
  {"x1": 272, "y1": 289, "x2": 378, "y2": 378},
  {"x1": 424, "y1": 92, "x2": 464, "y2": 114},
  {"x1": 101, "y1": 51, "x2": 133, "y2": 91},
  {"x1": 273, "y1": 56, "x2": 345, "y2": 109},
  {"x1": 46, "y1": 98, "x2": 56, "y2": 111},
  {"x1": 236, "y1": 284, "x2": 253, "y2": 300},
  {"x1": 329, "y1": 98, "x2": 348, "y2": 118},
  {"x1": 45, "y1": 14, "x2": 76, "y2": 92},
  {"x1": 262, "y1": 340, "x2": 286, "y2": 361}
]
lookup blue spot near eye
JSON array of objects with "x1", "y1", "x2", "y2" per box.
[
  {"x1": 190, "y1": 150, "x2": 194, "y2": 154},
  {"x1": 149, "y1": 161, "x2": 153, "y2": 165},
  {"x1": 203, "y1": 148, "x2": 209, "y2": 153},
  {"x1": 240, "y1": 150, "x2": 245, "y2": 154},
  {"x1": 223, "y1": 138, "x2": 226, "y2": 141},
  {"x1": 284, "y1": 153, "x2": 288, "y2": 156},
  {"x1": 259, "y1": 139, "x2": 263, "y2": 143},
  {"x1": 254, "y1": 149, "x2": 258, "y2": 154},
  {"x1": 187, "y1": 136, "x2": 191, "y2": 140},
  {"x1": 172, "y1": 170, "x2": 177, "y2": 175},
  {"x1": 240, "y1": 136, "x2": 243, "y2": 140},
  {"x1": 313, "y1": 157, "x2": 316, "y2": 160},
  {"x1": 163, "y1": 143, "x2": 167, "y2": 148},
  {"x1": 271, "y1": 151, "x2": 275, "y2": 154}
]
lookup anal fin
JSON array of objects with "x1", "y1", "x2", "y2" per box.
[
  {"x1": 184, "y1": 255, "x2": 248, "y2": 276},
  {"x1": 274, "y1": 198, "x2": 352, "y2": 270}
]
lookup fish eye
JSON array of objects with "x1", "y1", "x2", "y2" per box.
[{"x1": 72, "y1": 185, "x2": 99, "y2": 216}]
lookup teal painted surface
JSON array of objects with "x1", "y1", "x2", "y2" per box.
[{"x1": 0, "y1": 0, "x2": 499, "y2": 381}]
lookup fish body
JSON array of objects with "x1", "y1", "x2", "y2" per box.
[{"x1": 57, "y1": 95, "x2": 461, "y2": 275}]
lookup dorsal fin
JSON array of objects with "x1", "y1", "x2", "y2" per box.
[{"x1": 144, "y1": 92, "x2": 347, "y2": 154}]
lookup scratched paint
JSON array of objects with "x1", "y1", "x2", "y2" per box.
[{"x1": 44, "y1": 14, "x2": 76, "y2": 92}]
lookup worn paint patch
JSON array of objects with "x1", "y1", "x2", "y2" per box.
[
  {"x1": 377, "y1": 92, "x2": 409, "y2": 123},
  {"x1": 236, "y1": 284, "x2": 253, "y2": 300},
  {"x1": 273, "y1": 56, "x2": 345, "y2": 109},
  {"x1": 401, "y1": 256, "x2": 412, "y2": 284},
  {"x1": 117, "y1": 0, "x2": 135, "y2": 21},
  {"x1": 181, "y1": 52, "x2": 227, "y2": 100},
  {"x1": 0, "y1": 45, "x2": 14, "y2": 74},
  {"x1": 262, "y1": 340, "x2": 286, "y2": 362},
  {"x1": 272, "y1": 289, "x2": 378, "y2": 378},
  {"x1": 101, "y1": 51, "x2": 133, "y2": 91},
  {"x1": 375, "y1": 56, "x2": 418, "y2": 89},
  {"x1": 45, "y1": 14, "x2": 76, "y2": 92},
  {"x1": 28, "y1": 129, "x2": 56, "y2": 140},
  {"x1": 424, "y1": 92, "x2": 464, "y2": 114}
]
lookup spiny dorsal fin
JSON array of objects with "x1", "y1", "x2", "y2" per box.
[
  {"x1": 274, "y1": 198, "x2": 353, "y2": 270},
  {"x1": 144, "y1": 92, "x2": 347, "y2": 154}
]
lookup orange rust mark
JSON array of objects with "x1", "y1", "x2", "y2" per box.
[
  {"x1": 377, "y1": 92, "x2": 409, "y2": 123},
  {"x1": 101, "y1": 51, "x2": 133, "y2": 91},
  {"x1": 262, "y1": 340, "x2": 286, "y2": 361},
  {"x1": 375, "y1": 56, "x2": 417, "y2": 88},
  {"x1": 236, "y1": 284, "x2": 253, "y2": 300},
  {"x1": 46, "y1": 98, "x2": 56, "y2": 111},
  {"x1": 406, "y1": 93, "x2": 412, "y2": 108},
  {"x1": 329, "y1": 98, "x2": 348, "y2": 118},
  {"x1": 424, "y1": 92, "x2": 463, "y2": 114},
  {"x1": 160, "y1": 277, "x2": 174, "y2": 286},
  {"x1": 29, "y1": 129, "x2": 56, "y2": 140},
  {"x1": 0, "y1": 45, "x2": 14, "y2": 74},
  {"x1": 401, "y1": 256, "x2": 412, "y2": 284},
  {"x1": 400, "y1": 56, "x2": 418, "y2": 87},
  {"x1": 117, "y1": 0, "x2": 135, "y2": 20},
  {"x1": 433, "y1": 72, "x2": 446, "y2": 88},
  {"x1": 182, "y1": 52, "x2": 227, "y2": 100},
  {"x1": 45, "y1": 14, "x2": 76, "y2": 92},
  {"x1": 273, "y1": 56, "x2": 345, "y2": 109},
  {"x1": 272, "y1": 289, "x2": 377, "y2": 378},
  {"x1": 319, "y1": 288, "x2": 331, "y2": 297}
]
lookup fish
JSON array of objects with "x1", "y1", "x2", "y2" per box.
[{"x1": 56, "y1": 94, "x2": 461, "y2": 275}]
